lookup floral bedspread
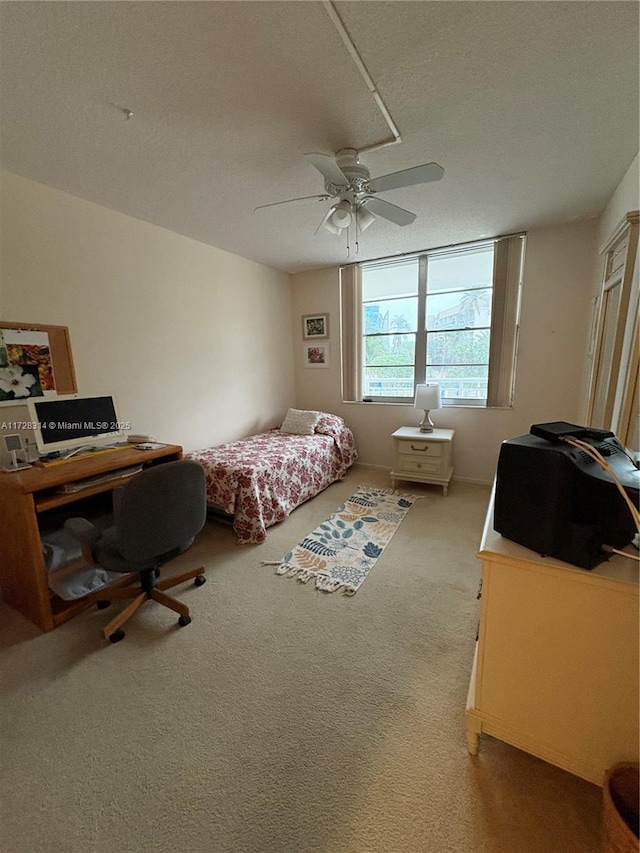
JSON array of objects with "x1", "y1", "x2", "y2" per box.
[{"x1": 186, "y1": 414, "x2": 357, "y2": 544}]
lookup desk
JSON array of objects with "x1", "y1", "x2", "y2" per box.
[
  {"x1": 0, "y1": 443, "x2": 182, "y2": 631},
  {"x1": 466, "y1": 489, "x2": 639, "y2": 785}
]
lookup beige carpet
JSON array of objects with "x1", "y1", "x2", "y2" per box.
[{"x1": 0, "y1": 467, "x2": 602, "y2": 853}]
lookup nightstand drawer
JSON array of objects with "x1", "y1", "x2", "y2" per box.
[
  {"x1": 397, "y1": 454, "x2": 442, "y2": 475},
  {"x1": 397, "y1": 440, "x2": 442, "y2": 459},
  {"x1": 391, "y1": 427, "x2": 454, "y2": 495}
]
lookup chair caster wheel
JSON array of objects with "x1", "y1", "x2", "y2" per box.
[
  {"x1": 109, "y1": 629, "x2": 125, "y2": 643},
  {"x1": 96, "y1": 600, "x2": 111, "y2": 610},
  {"x1": 194, "y1": 574, "x2": 206, "y2": 586},
  {"x1": 178, "y1": 615, "x2": 192, "y2": 627}
]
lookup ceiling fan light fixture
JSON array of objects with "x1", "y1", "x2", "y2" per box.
[
  {"x1": 327, "y1": 199, "x2": 352, "y2": 230},
  {"x1": 323, "y1": 217, "x2": 343, "y2": 235},
  {"x1": 357, "y1": 206, "x2": 376, "y2": 231}
]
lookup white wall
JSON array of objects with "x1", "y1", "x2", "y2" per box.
[
  {"x1": 292, "y1": 219, "x2": 599, "y2": 483},
  {"x1": 598, "y1": 153, "x2": 639, "y2": 247},
  {"x1": 0, "y1": 171, "x2": 295, "y2": 452}
]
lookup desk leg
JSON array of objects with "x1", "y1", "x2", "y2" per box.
[{"x1": 0, "y1": 490, "x2": 53, "y2": 631}]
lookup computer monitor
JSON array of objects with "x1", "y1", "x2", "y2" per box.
[{"x1": 27, "y1": 394, "x2": 126, "y2": 456}]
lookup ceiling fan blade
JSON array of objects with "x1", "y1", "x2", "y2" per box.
[
  {"x1": 304, "y1": 153, "x2": 349, "y2": 187},
  {"x1": 367, "y1": 162, "x2": 444, "y2": 193},
  {"x1": 254, "y1": 194, "x2": 330, "y2": 212},
  {"x1": 362, "y1": 196, "x2": 416, "y2": 226}
]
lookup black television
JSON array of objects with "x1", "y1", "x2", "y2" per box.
[{"x1": 494, "y1": 421, "x2": 640, "y2": 569}]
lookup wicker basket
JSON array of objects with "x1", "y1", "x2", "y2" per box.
[{"x1": 602, "y1": 763, "x2": 639, "y2": 853}]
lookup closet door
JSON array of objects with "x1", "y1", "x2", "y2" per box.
[
  {"x1": 587, "y1": 212, "x2": 639, "y2": 440},
  {"x1": 618, "y1": 292, "x2": 639, "y2": 448}
]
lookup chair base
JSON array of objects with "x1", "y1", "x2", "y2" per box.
[{"x1": 100, "y1": 565, "x2": 206, "y2": 641}]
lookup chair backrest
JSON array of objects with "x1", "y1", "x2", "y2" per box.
[{"x1": 114, "y1": 460, "x2": 206, "y2": 562}]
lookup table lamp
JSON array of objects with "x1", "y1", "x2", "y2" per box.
[{"x1": 414, "y1": 384, "x2": 441, "y2": 432}]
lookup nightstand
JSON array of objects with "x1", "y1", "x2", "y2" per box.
[{"x1": 390, "y1": 427, "x2": 454, "y2": 495}]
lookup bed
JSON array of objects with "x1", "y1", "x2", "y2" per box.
[{"x1": 186, "y1": 412, "x2": 357, "y2": 544}]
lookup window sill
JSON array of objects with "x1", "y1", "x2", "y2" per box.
[{"x1": 342, "y1": 399, "x2": 514, "y2": 410}]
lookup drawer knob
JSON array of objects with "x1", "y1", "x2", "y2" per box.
[{"x1": 410, "y1": 444, "x2": 428, "y2": 452}]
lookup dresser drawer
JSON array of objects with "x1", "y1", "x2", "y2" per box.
[
  {"x1": 397, "y1": 454, "x2": 442, "y2": 475},
  {"x1": 396, "y1": 439, "x2": 442, "y2": 459}
]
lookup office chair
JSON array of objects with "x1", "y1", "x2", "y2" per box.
[{"x1": 65, "y1": 460, "x2": 207, "y2": 643}]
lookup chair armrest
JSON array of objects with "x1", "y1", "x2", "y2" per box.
[{"x1": 64, "y1": 518, "x2": 102, "y2": 568}]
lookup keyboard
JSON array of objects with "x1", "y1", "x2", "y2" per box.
[{"x1": 55, "y1": 464, "x2": 144, "y2": 494}]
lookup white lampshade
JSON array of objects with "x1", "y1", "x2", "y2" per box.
[
  {"x1": 322, "y1": 216, "x2": 343, "y2": 235},
  {"x1": 414, "y1": 384, "x2": 441, "y2": 410},
  {"x1": 356, "y1": 206, "x2": 377, "y2": 232},
  {"x1": 328, "y1": 200, "x2": 352, "y2": 230}
]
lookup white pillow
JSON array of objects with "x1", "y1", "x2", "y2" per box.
[{"x1": 280, "y1": 408, "x2": 321, "y2": 435}]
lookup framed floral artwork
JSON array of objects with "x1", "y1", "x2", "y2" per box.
[
  {"x1": 303, "y1": 343, "x2": 330, "y2": 368},
  {"x1": 302, "y1": 314, "x2": 329, "y2": 340}
]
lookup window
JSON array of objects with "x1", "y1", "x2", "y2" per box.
[{"x1": 340, "y1": 235, "x2": 525, "y2": 407}]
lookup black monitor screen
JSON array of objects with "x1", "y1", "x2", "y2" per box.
[{"x1": 33, "y1": 396, "x2": 120, "y2": 446}]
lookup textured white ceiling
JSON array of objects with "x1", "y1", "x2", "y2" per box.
[{"x1": 1, "y1": 1, "x2": 638, "y2": 273}]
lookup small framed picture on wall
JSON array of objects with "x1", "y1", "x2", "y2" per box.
[
  {"x1": 302, "y1": 314, "x2": 329, "y2": 340},
  {"x1": 303, "y1": 342, "x2": 330, "y2": 368}
]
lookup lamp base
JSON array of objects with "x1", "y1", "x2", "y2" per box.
[{"x1": 419, "y1": 410, "x2": 435, "y2": 432}]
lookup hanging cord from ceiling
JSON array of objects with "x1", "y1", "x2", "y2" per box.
[{"x1": 322, "y1": 1, "x2": 401, "y2": 155}]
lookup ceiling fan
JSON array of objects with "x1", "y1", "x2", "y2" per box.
[{"x1": 255, "y1": 148, "x2": 444, "y2": 240}]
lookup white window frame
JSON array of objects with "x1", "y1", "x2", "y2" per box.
[{"x1": 340, "y1": 234, "x2": 525, "y2": 407}]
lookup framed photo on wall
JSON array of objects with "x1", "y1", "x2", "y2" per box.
[
  {"x1": 303, "y1": 342, "x2": 330, "y2": 368},
  {"x1": 302, "y1": 314, "x2": 329, "y2": 340}
]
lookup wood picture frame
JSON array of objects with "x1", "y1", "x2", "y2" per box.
[
  {"x1": 302, "y1": 314, "x2": 329, "y2": 340},
  {"x1": 303, "y1": 342, "x2": 330, "y2": 368}
]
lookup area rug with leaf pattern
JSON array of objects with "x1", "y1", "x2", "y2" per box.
[{"x1": 261, "y1": 486, "x2": 422, "y2": 595}]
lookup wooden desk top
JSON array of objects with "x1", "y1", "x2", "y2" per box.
[{"x1": 0, "y1": 443, "x2": 183, "y2": 495}]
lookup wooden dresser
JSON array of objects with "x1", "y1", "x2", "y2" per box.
[{"x1": 466, "y1": 490, "x2": 639, "y2": 785}]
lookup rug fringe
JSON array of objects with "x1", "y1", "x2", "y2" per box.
[{"x1": 261, "y1": 562, "x2": 357, "y2": 595}]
